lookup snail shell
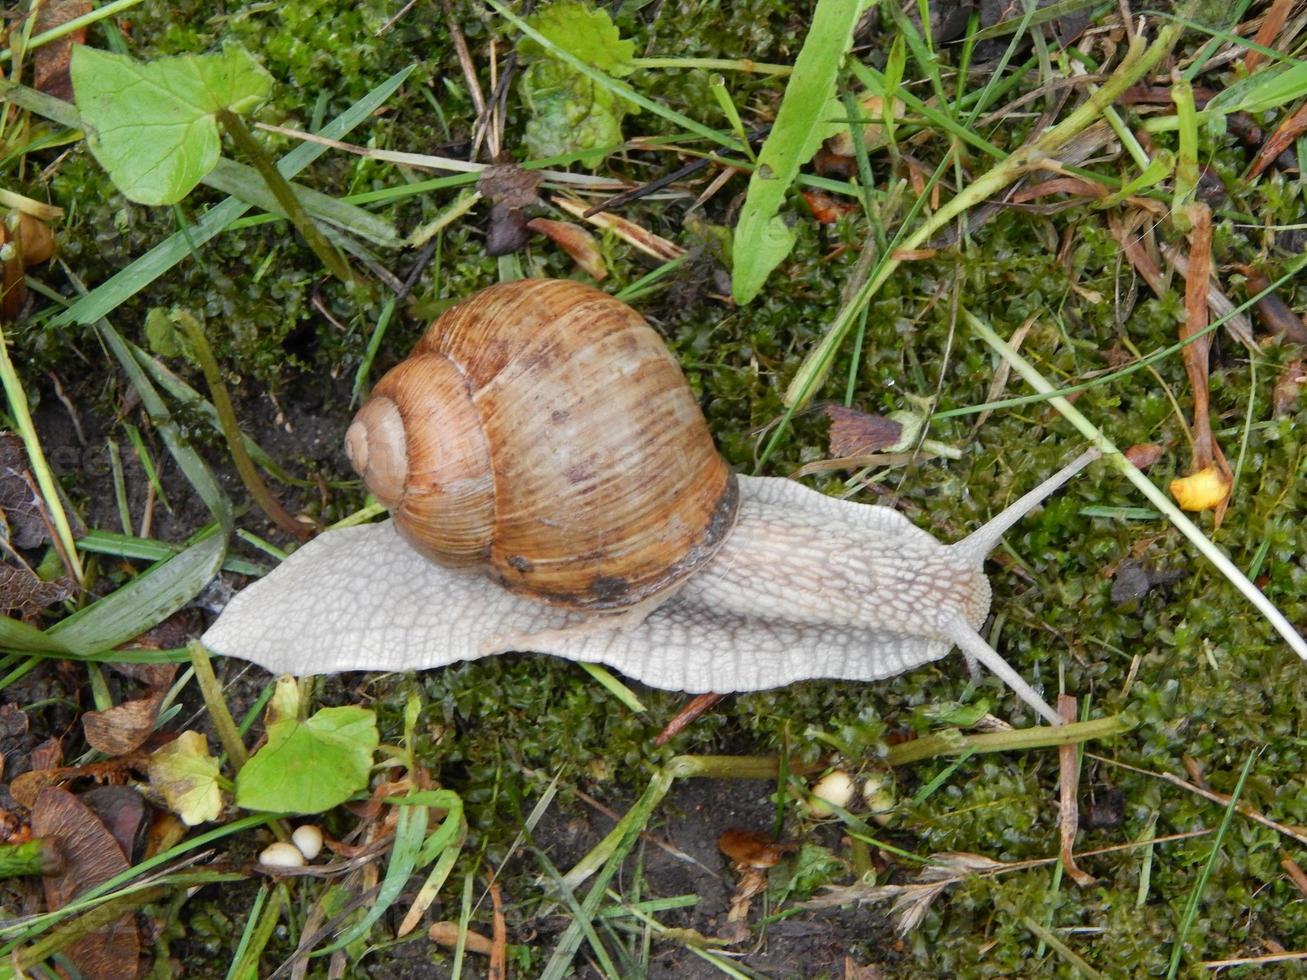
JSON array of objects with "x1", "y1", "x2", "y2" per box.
[{"x1": 345, "y1": 279, "x2": 739, "y2": 610}]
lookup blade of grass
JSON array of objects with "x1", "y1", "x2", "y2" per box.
[
  {"x1": 576, "y1": 662, "x2": 647, "y2": 713},
  {"x1": 97, "y1": 320, "x2": 233, "y2": 527},
  {"x1": 966, "y1": 311, "x2": 1307, "y2": 663},
  {"x1": 731, "y1": 0, "x2": 868, "y2": 303},
  {"x1": 79, "y1": 528, "x2": 268, "y2": 576},
  {"x1": 0, "y1": 323, "x2": 83, "y2": 583},
  {"x1": 172, "y1": 312, "x2": 313, "y2": 541},
  {"x1": 885, "y1": 715, "x2": 1129, "y2": 766},
  {"x1": 1166, "y1": 751, "x2": 1259, "y2": 977},
  {"x1": 45, "y1": 529, "x2": 225, "y2": 653},
  {"x1": 781, "y1": 21, "x2": 1184, "y2": 418},
  {"x1": 128, "y1": 343, "x2": 301, "y2": 486},
  {"x1": 205, "y1": 158, "x2": 400, "y2": 248}
]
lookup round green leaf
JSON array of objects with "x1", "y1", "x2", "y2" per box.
[{"x1": 236, "y1": 706, "x2": 378, "y2": 814}]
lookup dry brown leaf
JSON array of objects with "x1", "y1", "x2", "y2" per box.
[
  {"x1": 1109, "y1": 209, "x2": 1165, "y2": 295},
  {"x1": 823, "y1": 405, "x2": 903, "y2": 457},
  {"x1": 1123, "y1": 443, "x2": 1164, "y2": 470},
  {"x1": 28, "y1": 0, "x2": 91, "y2": 99},
  {"x1": 718, "y1": 827, "x2": 795, "y2": 868},
  {"x1": 11, "y1": 756, "x2": 145, "y2": 808},
  {"x1": 654, "y1": 691, "x2": 725, "y2": 746},
  {"x1": 31, "y1": 786, "x2": 139, "y2": 979},
  {"x1": 30, "y1": 735, "x2": 62, "y2": 771},
  {"x1": 1247, "y1": 100, "x2": 1307, "y2": 178},
  {"x1": 801, "y1": 189, "x2": 859, "y2": 224},
  {"x1": 1272, "y1": 357, "x2": 1305, "y2": 418},
  {"x1": 0, "y1": 563, "x2": 74, "y2": 617},
  {"x1": 83, "y1": 690, "x2": 166, "y2": 756},
  {"x1": 0, "y1": 432, "x2": 49, "y2": 548},
  {"x1": 1010, "y1": 176, "x2": 1107, "y2": 203},
  {"x1": 1177, "y1": 204, "x2": 1232, "y2": 519},
  {"x1": 1281, "y1": 852, "x2": 1307, "y2": 898},
  {"x1": 81, "y1": 785, "x2": 147, "y2": 862},
  {"x1": 1057, "y1": 695, "x2": 1096, "y2": 887},
  {"x1": 487, "y1": 872, "x2": 507, "y2": 980},
  {"x1": 527, "y1": 217, "x2": 607, "y2": 281},
  {"x1": 428, "y1": 921, "x2": 495, "y2": 956},
  {"x1": 1235, "y1": 265, "x2": 1307, "y2": 345},
  {"x1": 1245, "y1": 0, "x2": 1297, "y2": 72},
  {"x1": 551, "y1": 195, "x2": 685, "y2": 262}
]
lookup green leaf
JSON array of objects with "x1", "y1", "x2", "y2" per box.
[
  {"x1": 71, "y1": 44, "x2": 272, "y2": 205},
  {"x1": 1207, "y1": 60, "x2": 1307, "y2": 116},
  {"x1": 48, "y1": 530, "x2": 226, "y2": 653},
  {"x1": 521, "y1": 1, "x2": 635, "y2": 76},
  {"x1": 516, "y1": 1, "x2": 635, "y2": 167},
  {"x1": 236, "y1": 706, "x2": 378, "y2": 814},
  {"x1": 731, "y1": 0, "x2": 867, "y2": 304},
  {"x1": 312, "y1": 790, "x2": 466, "y2": 956},
  {"x1": 148, "y1": 730, "x2": 224, "y2": 826},
  {"x1": 521, "y1": 60, "x2": 628, "y2": 166}
]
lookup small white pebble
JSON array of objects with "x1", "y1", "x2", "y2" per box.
[
  {"x1": 861, "y1": 773, "x2": 897, "y2": 826},
  {"x1": 259, "y1": 841, "x2": 306, "y2": 868},
  {"x1": 292, "y1": 824, "x2": 324, "y2": 861},
  {"x1": 808, "y1": 769, "x2": 855, "y2": 816}
]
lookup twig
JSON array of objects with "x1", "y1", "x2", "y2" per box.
[
  {"x1": 1088, "y1": 753, "x2": 1307, "y2": 847},
  {"x1": 967, "y1": 312, "x2": 1307, "y2": 664},
  {"x1": 172, "y1": 312, "x2": 314, "y2": 541}
]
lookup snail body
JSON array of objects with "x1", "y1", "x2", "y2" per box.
[{"x1": 205, "y1": 279, "x2": 1097, "y2": 726}]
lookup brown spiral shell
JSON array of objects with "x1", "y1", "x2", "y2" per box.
[{"x1": 346, "y1": 279, "x2": 739, "y2": 610}]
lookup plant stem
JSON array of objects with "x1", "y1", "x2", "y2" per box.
[
  {"x1": 14, "y1": 886, "x2": 166, "y2": 973},
  {"x1": 189, "y1": 639, "x2": 249, "y2": 771},
  {"x1": 0, "y1": 839, "x2": 62, "y2": 878},
  {"x1": 217, "y1": 110, "x2": 357, "y2": 287},
  {"x1": 784, "y1": 19, "x2": 1185, "y2": 409},
  {"x1": 884, "y1": 714, "x2": 1132, "y2": 766},
  {"x1": 631, "y1": 56, "x2": 792, "y2": 76},
  {"x1": 172, "y1": 312, "x2": 313, "y2": 542},
  {"x1": 967, "y1": 312, "x2": 1307, "y2": 663},
  {"x1": 0, "y1": 323, "x2": 84, "y2": 584}
]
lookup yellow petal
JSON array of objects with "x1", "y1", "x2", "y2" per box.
[{"x1": 1169, "y1": 465, "x2": 1231, "y2": 511}]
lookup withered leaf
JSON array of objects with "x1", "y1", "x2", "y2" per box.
[
  {"x1": 527, "y1": 217, "x2": 607, "y2": 280},
  {"x1": 479, "y1": 166, "x2": 543, "y2": 257},
  {"x1": 1273, "y1": 357, "x2": 1305, "y2": 418},
  {"x1": 0, "y1": 433, "x2": 49, "y2": 548},
  {"x1": 147, "y1": 730, "x2": 222, "y2": 826},
  {"x1": 29, "y1": 0, "x2": 91, "y2": 101},
  {"x1": 30, "y1": 786, "x2": 139, "y2": 980},
  {"x1": 1123, "y1": 443, "x2": 1164, "y2": 470},
  {"x1": 81, "y1": 785, "x2": 147, "y2": 863},
  {"x1": 823, "y1": 405, "x2": 903, "y2": 458},
  {"x1": 11, "y1": 756, "x2": 144, "y2": 808},
  {"x1": 429, "y1": 921, "x2": 495, "y2": 956},
  {"x1": 476, "y1": 165, "x2": 543, "y2": 211},
  {"x1": 83, "y1": 690, "x2": 167, "y2": 756},
  {"x1": 0, "y1": 563, "x2": 73, "y2": 617},
  {"x1": 718, "y1": 827, "x2": 795, "y2": 869},
  {"x1": 31, "y1": 786, "x2": 128, "y2": 906},
  {"x1": 30, "y1": 735, "x2": 62, "y2": 771}
]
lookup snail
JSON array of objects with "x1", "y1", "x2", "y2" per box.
[{"x1": 203, "y1": 279, "x2": 1098, "y2": 726}]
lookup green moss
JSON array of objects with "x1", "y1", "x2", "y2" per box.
[{"x1": 6, "y1": 0, "x2": 1307, "y2": 973}]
